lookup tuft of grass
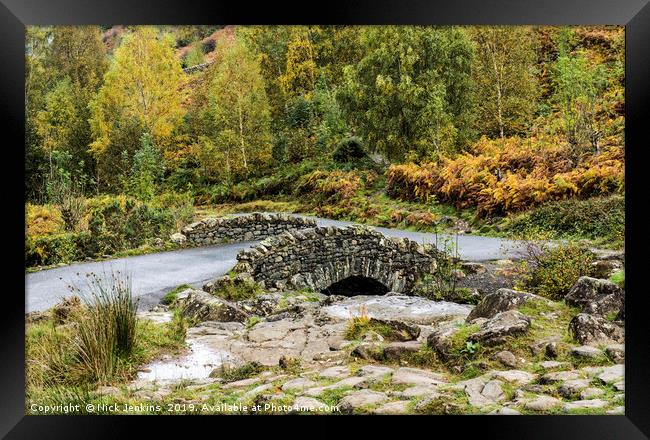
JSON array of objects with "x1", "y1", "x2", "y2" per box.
[
  {"x1": 213, "y1": 362, "x2": 264, "y2": 383},
  {"x1": 212, "y1": 280, "x2": 261, "y2": 301},
  {"x1": 608, "y1": 270, "x2": 624, "y2": 289},
  {"x1": 162, "y1": 284, "x2": 192, "y2": 306},
  {"x1": 71, "y1": 271, "x2": 138, "y2": 383}
]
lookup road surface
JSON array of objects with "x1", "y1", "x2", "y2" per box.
[{"x1": 25, "y1": 215, "x2": 526, "y2": 313}]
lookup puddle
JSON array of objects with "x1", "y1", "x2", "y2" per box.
[
  {"x1": 137, "y1": 339, "x2": 234, "y2": 381},
  {"x1": 321, "y1": 295, "x2": 473, "y2": 324}
]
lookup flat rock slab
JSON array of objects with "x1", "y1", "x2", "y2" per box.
[
  {"x1": 339, "y1": 390, "x2": 389, "y2": 413},
  {"x1": 373, "y1": 400, "x2": 411, "y2": 415},
  {"x1": 291, "y1": 397, "x2": 330, "y2": 413},
  {"x1": 607, "y1": 406, "x2": 625, "y2": 415},
  {"x1": 395, "y1": 385, "x2": 441, "y2": 399},
  {"x1": 562, "y1": 399, "x2": 609, "y2": 412},
  {"x1": 321, "y1": 295, "x2": 472, "y2": 325},
  {"x1": 281, "y1": 378, "x2": 318, "y2": 392},
  {"x1": 558, "y1": 379, "x2": 591, "y2": 398},
  {"x1": 304, "y1": 377, "x2": 367, "y2": 397},
  {"x1": 491, "y1": 407, "x2": 521, "y2": 415},
  {"x1": 538, "y1": 361, "x2": 570, "y2": 371},
  {"x1": 580, "y1": 387, "x2": 606, "y2": 399},
  {"x1": 541, "y1": 370, "x2": 582, "y2": 384},
  {"x1": 391, "y1": 367, "x2": 447, "y2": 386},
  {"x1": 491, "y1": 370, "x2": 537, "y2": 386},
  {"x1": 318, "y1": 366, "x2": 351, "y2": 379},
  {"x1": 571, "y1": 345, "x2": 603, "y2": 359},
  {"x1": 358, "y1": 365, "x2": 394, "y2": 378},
  {"x1": 525, "y1": 396, "x2": 562, "y2": 411},
  {"x1": 597, "y1": 364, "x2": 624, "y2": 384}
]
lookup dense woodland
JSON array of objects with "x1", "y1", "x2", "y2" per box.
[{"x1": 25, "y1": 25, "x2": 625, "y2": 267}]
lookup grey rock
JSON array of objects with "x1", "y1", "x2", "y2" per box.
[
  {"x1": 605, "y1": 344, "x2": 625, "y2": 362},
  {"x1": 562, "y1": 399, "x2": 608, "y2": 412},
  {"x1": 493, "y1": 350, "x2": 518, "y2": 368},
  {"x1": 466, "y1": 288, "x2": 540, "y2": 321},
  {"x1": 557, "y1": 379, "x2": 591, "y2": 398},
  {"x1": 492, "y1": 407, "x2": 521, "y2": 415},
  {"x1": 170, "y1": 232, "x2": 187, "y2": 245},
  {"x1": 338, "y1": 390, "x2": 388, "y2": 413},
  {"x1": 281, "y1": 378, "x2": 318, "y2": 392},
  {"x1": 491, "y1": 370, "x2": 537, "y2": 386},
  {"x1": 597, "y1": 364, "x2": 624, "y2": 384},
  {"x1": 468, "y1": 310, "x2": 531, "y2": 345},
  {"x1": 481, "y1": 380, "x2": 505, "y2": 402},
  {"x1": 291, "y1": 397, "x2": 330, "y2": 413},
  {"x1": 180, "y1": 290, "x2": 249, "y2": 323},
  {"x1": 358, "y1": 365, "x2": 394, "y2": 378},
  {"x1": 391, "y1": 367, "x2": 447, "y2": 386},
  {"x1": 569, "y1": 313, "x2": 624, "y2": 345},
  {"x1": 580, "y1": 387, "x2": 606, "y2": 399},
  {"x1": 318, "y1": 366, "x2": 350, "y2": 379},
  {"x1": 524, "y1": 396, "x2": 562, "y2": 411},
  {"x1": 396, "y1": 385, "x2": 441, "y2": 399},
  {"x1": 538, "y1": 361, "x2": 570, "y2": 371},
  {"x1": 373, "y1": 400, "x2": 411, "y2": 415},
  {"x1": 541, "y1": 371, "x2": 582, "y2": 384},
  {"x1": 383, "y1": 341, "x2": 422, "y2": 360},
  {"x1": 426, "y1": 326, "x2": 460, "y2": 361},
  {"x1": 571, "y1": 345, "x2": 604, "y2": 359},
  {"x1": 565, "y1": 277, "x2": 624, "y2": 317}
]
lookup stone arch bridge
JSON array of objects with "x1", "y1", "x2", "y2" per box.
[{"x1": 232, "y1": 225, "x2": 440, "y2": 295}]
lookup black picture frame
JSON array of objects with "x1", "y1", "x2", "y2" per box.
[{"x1": 2, "y1": 0, "x2": 648, "y2": 437}]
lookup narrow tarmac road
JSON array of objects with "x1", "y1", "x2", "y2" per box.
[{"x1": 25, "y1": 215, "x2": 526, "y2": 313}]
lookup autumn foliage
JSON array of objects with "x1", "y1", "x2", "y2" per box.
[{"x1": 387, "y1": 136, "x2": 624, "y2": 216}]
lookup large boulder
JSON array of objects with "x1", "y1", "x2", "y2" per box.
[
  {"x1": 180, "y1": 289, "x2": 250, "y2": 323},
  {"x1": 369, "y1": 318, "x2": 421, "y2": 341},
  {"x1": 426, "y1": 326, "x2": 460, "y2": 361},
  {"x1": 468, "y1": 310, "x2": 531, "y2": 346},
  {"x1": 565, "y1": 277, "x2": 624, "y2": 317},
  {"x1": 466, "y1": 289, "x2": 539, "y2": 321},
  {"x1": 569, "y1": 313, "x2": 624, "y2": 345}
]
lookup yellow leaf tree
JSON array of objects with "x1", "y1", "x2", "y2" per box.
[{"x1": 89, "y1": 26, "x2": 187, "y2": 187}]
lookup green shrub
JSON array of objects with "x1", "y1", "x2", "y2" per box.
[
  {"x1": 25, "y1": 233, "x2": 79, "y2": 267},
  {"x1": 506, "y1": 195, "x2": 624, "y2": 246},
  {"x1": 333, "y1": 137, "x2": 367, "y2": 163},
  {"x1": 517, "y1": 242, "x2": 596, "y2": 300}
]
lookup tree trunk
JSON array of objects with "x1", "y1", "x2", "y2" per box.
[
  {"x1": 237, "y1": 99, "x2": 248, "y2": 174},
  {"x1": 486, "y1": 40, "x2": 505, "y2": 138}
]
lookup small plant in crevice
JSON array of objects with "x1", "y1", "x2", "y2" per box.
[{"x1": 414, "y1": 231, "x2": 462, "y2": 301}]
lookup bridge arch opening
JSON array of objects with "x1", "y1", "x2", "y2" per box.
[{"x1": 321, "y1": 275, "x2": 389, "y2": 296}]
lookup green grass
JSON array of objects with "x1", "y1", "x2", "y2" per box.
[
  {"x1": 609, "y1": 270, "x2": 625, "y2": 289},
  {"x1": 161, "y1": 284, "x2": 192, "y2": 305},
  {"x1": 212, "y1": 361, "x2": 265, "y2": 383},
  {"x1": 212, "y1": 279, "x2": 262, "y2": 301}
]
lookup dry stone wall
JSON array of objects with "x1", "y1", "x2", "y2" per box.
[
  {"x1": 232, "y1": 225, "x2": 440, "y2": 294},
  {"x1": 176, "y1": 213, "x2": 317, "y2": 246}
]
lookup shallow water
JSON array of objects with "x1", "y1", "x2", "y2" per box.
[
  {"x1": 137, "y1": 339, "x2": 233, "y2": 381},
  {"x1": 321, "y1": 295, "x2": 473, "y2": 324}
]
